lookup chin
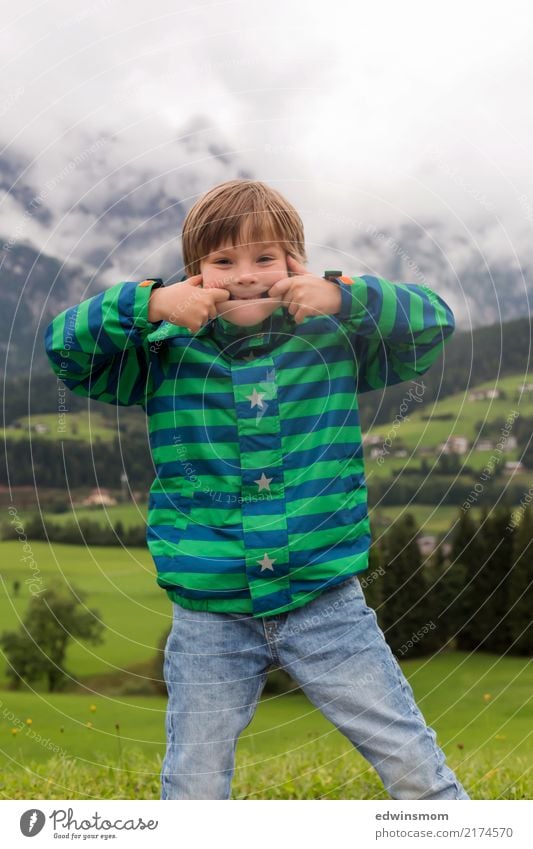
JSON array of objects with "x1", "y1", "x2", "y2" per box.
[{"x1": 216, "y1": 297, "x2": 282, "y2": 326}]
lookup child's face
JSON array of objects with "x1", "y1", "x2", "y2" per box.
[{"x1": 200, "y1": 239, "x2": 288, "y2": 326}]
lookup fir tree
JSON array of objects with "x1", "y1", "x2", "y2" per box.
[
  {"x1": 507, "y1": 504, "x2": 533, "y2": 655},
  {"x1": 379, "y1": 513, "x2": 429, "y2": 657}
]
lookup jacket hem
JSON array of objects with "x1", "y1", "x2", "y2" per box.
[{"x1": 165, "y1": 568, "x2": 370, "y2": 618}]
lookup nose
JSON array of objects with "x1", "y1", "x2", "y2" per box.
[
  {"x1": 231, "y1": 271, "x2": 261, "y2": 295},
  {"x1": 234, "y1": 271, "x2": 259, "y2": 285}
]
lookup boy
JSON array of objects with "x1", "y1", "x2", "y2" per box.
[{"x1": 44, "y1": 179, "x2": 470, "y2": 801}]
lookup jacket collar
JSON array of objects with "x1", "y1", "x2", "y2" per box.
[
  {"x1": 207, "y1": 305, "x2": 297, "y2": 357},
  {"x1": 148, "y1": 303, "x2": 298, "y2": 357}
]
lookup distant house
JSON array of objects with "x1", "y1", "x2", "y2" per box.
[
  {"x1": 475, "y1": 439, "x2": 494, "y2": 451},
  {"x1": 363, "y1": 433, "x2": 385, "y2": 446},
  {"x1": 416, "y1": 537, "x2": 453, "y2": 560},
  {"x1": 517, "y1": 382, "x2": 533, "y2": 394},
  {"x1": 475, "y1": 435, "x2": 516, "y2": 451},
  {"x1": 503, "y1": 461, "x2": 525, "y2": 475},
  {"x1": 440, "y1": 436, "x2": 469, "y2": 455},
  {"x1": 32, "y1": 422, "x2": 49, "y2": 434},
  {"x1": 467, "y1": 389, "x2": 501, "y2": 401},
  {"x1": 81, "y1": 488, "x2": 117, "y2": 506},
  {"x1": 417, "y1": 535, "x2": 437, "y2": 556}
]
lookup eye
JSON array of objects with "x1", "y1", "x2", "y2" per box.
[
  {"x1": 213, "y1": 258, "x2": 230, "y2": 264},
  {"x1": 258, "y1": 256, "x2": 275, "y2": 262}
]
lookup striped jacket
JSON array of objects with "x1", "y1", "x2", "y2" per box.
[{"x1": 44, "y1": 273, "x2": 455, "y2": 617}]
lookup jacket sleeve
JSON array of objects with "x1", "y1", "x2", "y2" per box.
[
  {"x1": 334, "y1": 275, "x2": 455, "y2": 394},
  {"x1": 43, "y1": 279, "x2": 164, "y2": 407}
]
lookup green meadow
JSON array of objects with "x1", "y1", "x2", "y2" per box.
[
  {"x1": 365, "y1": 373, "x2": 530, "y2": 450},
  {"x1": 0, "y1": 541, "x2": 169, "y2": 687},
  {"x1": 4, "y1": 411, "x2": 117, "y2": 443},
  {"x1": 0, "y1": 653, "x2": 531, "y2": 799},
  {"x1": 0, "y1": 538, "x2": 531, "y2": 798}
]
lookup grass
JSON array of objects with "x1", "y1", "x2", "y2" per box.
[
  {"x1": 366, "y1": 373, "x2": 533, "y2": 450},
  {"x1": 4, "y1": 411, "x2": 117, "y2": 442},
  {"x1": 0, "y1": 541, "x2": 169, "y2": 687},
  {"x1": 369, "y1": 504, "x2": 481, "y2": 536},
  {"x1": 2, "y1": 744, "x2": 529, "y2": 800},
  {"x1": 363, "y1": 372, "x2": 533, "y2": 482},
  {"x1": 0, "y1": 653, "x2": 531, "y2": 799},
  {"x1": 0, "y1": 525, "x2": 531, "y2": 799},
  {"x1": 40, "y1": 502, "x2": 149, "y2": 528}
]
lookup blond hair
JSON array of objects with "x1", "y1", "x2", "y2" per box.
[{"x1": 181, "y1": 179, "x2": 307, "y2": 276}]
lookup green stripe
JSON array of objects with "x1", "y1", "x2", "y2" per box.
[{"x1": 376, "y1": 277, "x2": 398, "y2": 337}]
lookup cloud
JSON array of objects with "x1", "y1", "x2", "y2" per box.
[{"x1": 0, "y1": 0, "x2": 532, "y2": 316}]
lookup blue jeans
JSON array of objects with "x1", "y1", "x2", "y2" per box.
[{"x1": 160, "y1": 575, "x2": 470, "y2": 800}]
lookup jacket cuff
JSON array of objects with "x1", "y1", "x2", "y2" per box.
[
  {"x1": 333, "y1": 276, "x2": 367, "y2": 323},
  {"x1": 132, "y1": 278, "x2": 165, "y2": 332}
]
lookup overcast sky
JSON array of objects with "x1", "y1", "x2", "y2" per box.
[{"x1": 1, "y1": 0, "x2": 532, "y2": 308}]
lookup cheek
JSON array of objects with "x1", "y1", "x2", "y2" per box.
[
  {"x1": 201, "y1": 270, "x2": 217, "y2": 287},
  {"x1": 271, "y1": 265, "x2": 288, "y2": 281},
  {"x1": 203, "y1": 276, "x2": 229, "y2": 291},
  {"x1": 202, "y1": 267, "x2": 232, "y2": 287}
]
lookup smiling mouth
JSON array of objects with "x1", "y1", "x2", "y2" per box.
[{"x1": 228, "y1": 291, "x2": 271, "y2": 301}]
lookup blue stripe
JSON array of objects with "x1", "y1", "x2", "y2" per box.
[
  {"x1": 289, "y1": 532, "x2": 371, "y2": 569},
  {"x1": 253, "y1": 587, "x2": 293, "y2": 615},
  {"x1": 391, "y1": 283, "x2": 411, "y2": 339},
  {"x1": 357, "y1": 276, "x2": 383, "y2": 335},
  {"x1": 159, "y1": 581, "x2": 251, "y2": 599},
  {"x1": 153, "y1": 441, "x2": 362, "y2": 480},
  {"x1": 62, "y1": 305, "x2": 79, "y2": 351},
  {"x1": 117, "y1": 281, "x2": 138, "y2": 338},
  {"x1": 282, "y1": 408, "x2": 360, "y2": 437},
  {"x1": 287, "y1": 503, "x2": 368, "y2": 535},
  {"x1": 290, "y1": 569, "x2": 368, "y2": 595}
]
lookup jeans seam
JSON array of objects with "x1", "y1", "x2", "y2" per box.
[{"x1": 371, "y1": 605, "x2": 452, "y2": 796}]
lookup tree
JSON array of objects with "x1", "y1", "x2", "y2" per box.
[
  {"x1": 0, "y1": 582, "x2": 105, "y2": 692},
  {"x1": 449, "y1": 507, "x2": 482, "y2": 651},
  {"x1": 378, "y1": 513, "x2": 431, "y2": 657},
  {"x1": 506, "y1": 504, "x2": 533, "y2": 655},
  {"x1": 458, "y1": 505, "x2": 514, "y2": 653}
]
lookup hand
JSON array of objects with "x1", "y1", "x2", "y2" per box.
[
  {"x1": 148, "y1": 274, "x2": 230, "y2": 332},
  {"x1": 268, "y1": 255, "x2": 342, "y2": 324}
]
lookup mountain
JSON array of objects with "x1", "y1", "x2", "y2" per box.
[{"x1": 1, "y1": 122, "x2": 532, "y2": 375}]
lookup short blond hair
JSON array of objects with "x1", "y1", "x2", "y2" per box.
[{"x1": 181, "y1": 179, "x2": 307, "y2": 276}]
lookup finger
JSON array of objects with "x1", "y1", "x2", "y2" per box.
[
  {"x1": 209, "y1": 288, "x2": 231, "y2": 302},
  {"x1": 185, "y1": 273, "x2": 203, "y2": 286},
  {"x1": 268, "y1": 277, "x2": 292, "y2": 299},
  {"x1": 286, "y1": 253, "x2": 308, "y2": 275}
]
